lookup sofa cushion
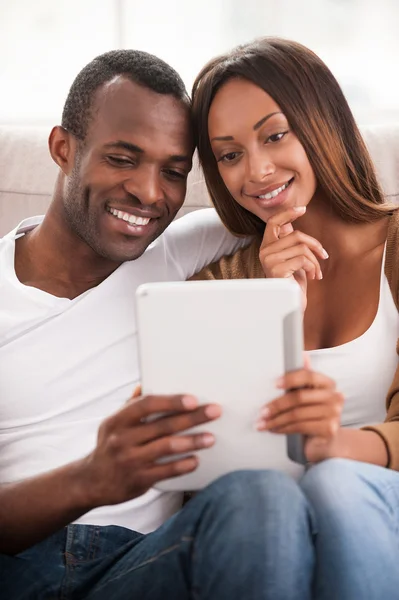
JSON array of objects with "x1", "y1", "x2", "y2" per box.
[{"x1": 1, "y1": 124, "x2": 398, "y2": 236}]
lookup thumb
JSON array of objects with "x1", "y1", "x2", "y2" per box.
[
  {"x1": 126, "y1": 384, "x2": 142, "y2": 404},
  {"x1": 133, "y1": 385, "x2": 142, "y2": 398}
]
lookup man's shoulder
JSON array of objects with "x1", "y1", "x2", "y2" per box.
[
  {"x1": 145, "y1": 208, "x2": 249, "y2": 281},
  {"x1": 1, "y1": 215, "x2": 44, "y2": 241},
  {"x1": 164, "y1": 208, "x2": 228, "y2": 238}
]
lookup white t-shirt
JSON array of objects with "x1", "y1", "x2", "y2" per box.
[{"x1": 0, "y1": 209, "x2": 247, "y2": 534}]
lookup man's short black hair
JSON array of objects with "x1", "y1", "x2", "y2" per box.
[{"x1": 61, "y1": 49, "x2": 189, "y2": 141}]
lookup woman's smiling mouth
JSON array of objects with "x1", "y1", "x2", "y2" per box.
[{"x1": 246, "y1": 177, "x2": 294, "y2": 209}]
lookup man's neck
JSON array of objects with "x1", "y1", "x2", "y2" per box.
[{"x1": 14, "y1": 208, "x2": 121, "y2": 300}]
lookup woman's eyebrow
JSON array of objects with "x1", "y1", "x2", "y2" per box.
[
  {"x1": 253, "y1": 111, "x2": 283, "y2": 130},
  {"x1": 211, "y1": 111, "x2": 284, "y2": 142}
]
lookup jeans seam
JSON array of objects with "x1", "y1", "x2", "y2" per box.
[
  {"x1": 92, "y1": 536, "x2": 194, "y2": 594},
  {"x1": 60, "y1": 526, "x2": 76, "y2": 600},
  {"x1": 87, "y1": 526, "x2": 101, "y2": 562},
  {"x1": 376, "y1": 482, "x2": 399, "y2": 537}
]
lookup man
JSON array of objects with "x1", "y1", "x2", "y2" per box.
[{"x1": 0, "y1": 51, "x2": 313, "y2": 599}]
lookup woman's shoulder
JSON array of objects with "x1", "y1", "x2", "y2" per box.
[{"x1": 189, "y1": 237, "x2": 264, "y2": 280}]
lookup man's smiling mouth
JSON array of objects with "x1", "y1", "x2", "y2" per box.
[{"x1": 106, "y1": 207, "x2": 151, "y2": 226}]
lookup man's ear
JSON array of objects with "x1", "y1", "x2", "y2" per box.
[{"x1": 48, "y1": 126, "x2": 78, "y2": 176}]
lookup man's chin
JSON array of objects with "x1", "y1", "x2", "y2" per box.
[
  {"x1": 103, "y1": 242, "x2": 150, "y2": 263},
  {"x1": 97, "y1": 214, "x2": 174, "y2": 262}
]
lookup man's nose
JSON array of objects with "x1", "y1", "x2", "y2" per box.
[
  {"x1": 247, "y1": 152, "x2": 275, "y2": 183},
  {"x1": 123, "y1": 168, "x2": 163, "y2": 206}
]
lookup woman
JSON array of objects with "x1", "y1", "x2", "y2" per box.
[{"x1": 191, "y1": 38, "x2": 399, "y2": 599}]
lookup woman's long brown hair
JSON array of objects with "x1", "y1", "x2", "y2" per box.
[{"x1": 192, "y1": 37, "x2": 394, "y2": 237}]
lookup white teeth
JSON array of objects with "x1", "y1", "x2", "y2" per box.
[
  {"x1": 108, "y1": 207, "x2": 150, "y2": 226},
  {"x1": 258, "y1": 180, "x2": 290, "y2": 200}
]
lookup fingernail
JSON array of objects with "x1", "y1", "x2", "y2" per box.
[
  {"x1": 205, "y1": 404, "x2": 222, "y2": 419},
  {"x1": 260, "y1": 406, "x2": 270, "y2": 419},
  {"x1": 318, "y1": 271, "x2": 323, "y2": 280},
  {"x1": 293, "y1": 206, "x2": 306, "y2": 213},
  {"x1": 201, "y1": 433, "x2": 215, "y2": 447},
  {"x1": 255, "y1": 419, "x2": 267, "y2": 431},
  {"x1": 182, "y1": 395, "x2": 198, "y2": 409},
  {"x1": 276, "y1": 377, "x2": 284, "y2": 388},
  {"x1": 177, "y1": 457, "x2": 198, "y2": 472},
  {"x1": 322, "y1": 248, "x2": 329, "y2": 259}
]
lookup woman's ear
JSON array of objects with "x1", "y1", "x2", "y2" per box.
[{"x1": 48, "y1": 126, "x2": 78, "y2": 176}]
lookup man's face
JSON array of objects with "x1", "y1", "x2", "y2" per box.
[{"x1": 63, "y1": 77, "x2": 193, "y2": 262}]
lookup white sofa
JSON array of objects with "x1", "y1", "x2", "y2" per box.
[{"x1": 1, "y1": 123, "x2": 399, "y2": 237}]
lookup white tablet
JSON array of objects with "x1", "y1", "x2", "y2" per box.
[{"x1": 136, "y1": 279, "x2": 306, "y2": 491}]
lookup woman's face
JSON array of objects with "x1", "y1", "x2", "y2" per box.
[{"x1": 208, "y1": 78, "x2": 317, "y2": 222}]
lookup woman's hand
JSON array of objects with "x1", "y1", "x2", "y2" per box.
[
  {"x1": 259, "y1": 206, "x2": 328, "y2": 311},
  {"x1": 256, "y1": 366, "x2": 344, "y2": 463}
]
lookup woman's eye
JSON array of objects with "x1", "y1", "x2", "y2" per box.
[
  {"x1": 218, "y1": 152, "x2": 240, "y2": 163},
  {"x1": 266, "y1": 131, "x2": 288, "y2": 144}
]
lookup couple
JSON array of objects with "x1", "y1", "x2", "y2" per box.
[{"x1": 1, "y1": 38, "x2": 399, "y2": 599}]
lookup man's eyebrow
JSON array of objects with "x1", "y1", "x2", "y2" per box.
[
  {"x1": 211, "y1": 111, "x2": 284, "y2": 142},
  {"x1": 104, "y1": 141, "x2": 144, "y2": 153},
  {"x1": 103, "y1": 141, "x2": 190, "y2": 163}
]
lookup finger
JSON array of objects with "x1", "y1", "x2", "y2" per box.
[
  {"x1": 260, "y1": 229, "x2": 328, "y2": 261},
  {"x1": 135, "y1": 432, "x2": 215, "y2": 464},
  {"x1": 276, "y1": 369, "x2": 336, "y2": 391},
  {"x1": 265, "y1": 256, "x2": 317, "y2": 281},
  {"x1": 259, "y1": 418, "x2": 340, "y2": 437},
  {"x1": 258, "y1": 402, "x2": 341, "y2": 431},
  {"x1": 138, "y1": 455, "x2": 200, "y2": 488},
  {"x1": 278, "y1": 222, "x2": 294, "y2": 238},
  {"x1": 126, "y1": 385, "x2": 143, "y2": 404},
  {"x1": 135, "y1": 403, "x2": 222, "y2": 444},
  {"x1": 261, "y1": 245, "x2": 322, "y2": 280},
  {"x1": 133, "y1": 385, "x2": 142, "y2": 398},
  {"x1": 261, "y1": 206, "x2": 307, "y2": 247},
  {"x1": 264, "y1": 389, "x2": 342, "y2": 420},
  {"x1": 112, "y1": 394, "x2": 200, "y2": 428},
  {"x1": 303, "y1": 352, "x2": 312, "y2": 370}
]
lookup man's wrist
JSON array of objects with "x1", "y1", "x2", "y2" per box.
[{"x1": 63, "y1": 457, "x2": 102, "y2": 513}]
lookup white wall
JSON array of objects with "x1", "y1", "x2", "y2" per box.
[{"x1": 1, "y1": 0, "x2": 399, "y2": 126}]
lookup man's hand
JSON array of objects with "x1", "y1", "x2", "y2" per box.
[
  {"x1": 82, "y1": 393, "x2": 221, "y2": 508},
  {"x1": 259, "y1": 206, "x2": 328, "y2": 310},
  {"x1": 0, "y1": 392, "x2": 221, "y2": 555}
]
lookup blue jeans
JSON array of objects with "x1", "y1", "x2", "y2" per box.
[
  {"x1": 0, "y1": 470, "x2": 314, "y2": 600},
  {"x1": 300, "y1": 458, "x2": 399, "y2": 600},
  {"x1": 2, "y1": 462, "x2": 399, "y2": 599}
]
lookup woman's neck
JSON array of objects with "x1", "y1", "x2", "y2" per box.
[{"x1": 294, "y1": 196, "x2": 389, "y2": 260}]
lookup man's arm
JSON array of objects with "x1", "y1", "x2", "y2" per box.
[
  {"x1": 0, "y1": 460, "x2": 94, "y2": 555},
  {"x1": 0, "y1": 394, "x2": 221, "y2": 555},
  {"x1": 162, "y1": 208, "x2": 250, "y2": 280}
]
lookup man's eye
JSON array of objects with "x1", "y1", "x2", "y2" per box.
[
  {"x1": 218, "y1": 152, "x2": 240, "y2": 163},
  {"x1": 266, "y1": 131, "x2": 288, "y2": 143},
  {"x1": 164, "y1": 169, "x2": 186, "y2": 181},
  {"x1": 107, "y1": 156, "x2": 133, "y2": 167}
]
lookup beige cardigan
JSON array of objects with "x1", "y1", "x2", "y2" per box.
[{"x1": 191, "y1": 210, "x2": 399, "y2": 470}]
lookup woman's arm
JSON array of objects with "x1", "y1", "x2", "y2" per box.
[{"x1": 305, "y1": 428, "x2": 389, "y2": 466}]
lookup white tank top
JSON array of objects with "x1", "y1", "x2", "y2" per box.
[{"x1": 308, "y1": 245, "x2": 399, "y2": 428}]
